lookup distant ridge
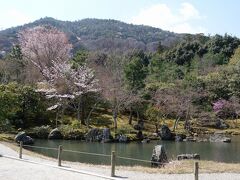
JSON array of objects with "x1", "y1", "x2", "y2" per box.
[{"x1": 0, "y1": 17, "x2": 185, "y2": 54}]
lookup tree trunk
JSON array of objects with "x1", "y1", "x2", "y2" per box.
[
  {"x1": 86, "y1": 102, "x2": 99, "y2": 128},
  {"x1": 184, "y1": 105, "x2": 190, "y2": 130},
  {"x1": 173, "y1": 117, "x2": 180, "y2": 132},
  {"x1": 128, "y1": 108, "x2": 133, "y2": 125},
  {"x1": 81, "y1": 99, "x2": 85, "y2": 125},
  {"x1": 77, "y1": 96, "x2": 85, "y2": 125},
  {"x1": 113, "y1": 109, "x2": 117, "y2": 129},
  {"x1": 155, "y1": 123, "x2": 159, "y2": 134},
  {"x1": 55, "y1": 109, "x2": 59, "y2": 128},
  {"x1": 137, "y1": 111, "x2": 140, "y2": 124},
  {"x1": 77, "y1": 100, "x2": 81, "y2": 122}
]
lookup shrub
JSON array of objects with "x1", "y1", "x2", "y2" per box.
[
  {"x1": 58, "y1": 125, "x2": 86, "y2": 140},
  {"x1": 71, "y1": 120, "x2": 81, "y2": 129},
  {"x1": 115, "y1": 125, "x2": 135, "y2": 135},
  {"x1": 213, "y1": 99, "x2": 236, "y2": 119},
  {"x1": 32, "y1": 125, "x2": 51, "y2": 139}
]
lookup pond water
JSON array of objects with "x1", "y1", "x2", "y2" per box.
[{"x1": 27, "y1": 136, "x2": 240, "y2": 167}]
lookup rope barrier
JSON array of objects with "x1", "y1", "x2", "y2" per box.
[
  {"x1": 63, "y1": 149, "x2": 111, "y2": 157},
  {"x1": 117, "y1": 156, "x2": 152, "y2": 163},
  {"x1": 22, "y1": 144, "x2": 58, "y2": 151}
]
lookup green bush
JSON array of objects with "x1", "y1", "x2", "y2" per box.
[
  {"x1": 0, "y1": 83, "x2": 50, "y2": 129},
  {"x1": 32, "y1": 125, "x2": 51, "y2": 139},
  {"x1": 71, "y1": 120, "x2": 81, "y2": 129},
  {"x1": 115, "y1": 125, "x2": 135, "y2": 135},
  {"x1": 59, "y1": 125, "x2": 87, "y2": 140}
]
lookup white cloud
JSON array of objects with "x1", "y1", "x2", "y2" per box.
[
  {"x1": 130, "y1": 2, "x2": 206, "y2": 34},
  {"x1": 0, "y1": 9, "x2": 33, "y2": 30}
]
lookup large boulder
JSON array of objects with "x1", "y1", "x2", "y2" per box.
[
  {"x1": 48, "y1": 128, "x2": 63, "y2": 139},
  {"x1": 85, "y1": 128, "x2": 102, "y2": 142},
  {"x1": 177, "y1": 154, "x2": 200, "y2": 160},
  {"x1": 15, "y1": 131, "x2": 34, "y2": 145},
  {"x1": 159, "y1": 125, "x2": 174, "y2": 140},
  {"x1": 151, "y1": 145, "x2": 168, "y2": 167},
  {"x1": 101, "y1": 128, "x2": 112, "y2": 143}
]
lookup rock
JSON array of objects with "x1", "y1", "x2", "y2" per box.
[
  {"x1": 133, "y1": 119, "x2": 144, "y2": 130},
  {"x1": 116, "y1": 134, "x2": 129, "y2": 143},
  {"x1": 177, "y1": 154, "x2": 200, "y2": 160},
  {"x1": 159, "y1": 125, "x2": 174, "y2": 140},
  {"x1": 223, "y1": 138, "x2": 231, "y2": 143},
  {"x1": 216, "y1": 119, "x2": 229, "y2": 129},
  {"x1": 152, "y1": 133, "x2": 158, "y2": 137},
  {"x1": 101, "y1": 128, "x2": 112, "y2": 143},
  {"x1": 136, "y1": 131, "x2": 144, "y2": 140},
  {"x1": 175, "y1": 134, "x2": 186, "y2": 142},
  {"x1": 48, "y1": 128, "x2": 63, "y2": 139},
  {"x1": 85, "y1": 128, "x2": 102, "y2": 142},
  {"x1": 209, "y1": 133, "x2": 231, "y2": 143},
  {"x1": 151, "y1": 145, "x2": 168, "y2": 167},
  {"x1": 193, "y1": 133, "x2": 198, "y2": 137},
  {"x1": 15, "y1": 131, "x2": 34, "y2": 145},
  {"x1": 183, "y1": 136, "x2": 197, "y2": 142},
  {"x1": 141, "y1": 138, "x2": 150, "y2": 143}
]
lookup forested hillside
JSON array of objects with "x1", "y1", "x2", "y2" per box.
[{"x1": 0, "y1": 17, "x2": 182, "y2": 56}]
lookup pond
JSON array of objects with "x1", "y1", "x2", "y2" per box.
[{"x1": 27, "y1": 136, "x2": 240, "y2": 166}]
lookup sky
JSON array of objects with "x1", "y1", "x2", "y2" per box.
[{"x1": 0, "y1": 0, "x2": 239, "y2": 36}]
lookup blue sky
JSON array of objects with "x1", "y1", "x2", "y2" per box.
[{"x1": 0, "y1": 0, "x2": 239, "y2": 36}]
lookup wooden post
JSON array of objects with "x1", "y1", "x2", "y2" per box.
[
  {"x1": 194, "y1": 161, "x2": 199, "y2": 180},
  {"x1": 58, "y1": 145, "x2": 62, "y2": 166},
  {"x1": 111, "y1": 151, "x2": 116, "y2": 177},
  {"x1": 19, "y1": 141, "x2": 23, "y2": 159}
]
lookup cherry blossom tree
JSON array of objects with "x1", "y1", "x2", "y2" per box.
[
  {"x1": 39, "y1": 59, "x2": 99, "y2": 125},
  {"x1": 19, "y1": 26, "x2": 72, "y2": 79},
  {"x1": 19, "y1": 26, "x2": 98, "y2": 125}
]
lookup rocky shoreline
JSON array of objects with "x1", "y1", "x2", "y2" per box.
[{"x1": 13, "y1": 124, "x2": 236, "y2": 145}]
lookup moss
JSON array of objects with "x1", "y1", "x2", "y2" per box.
[{"x1": 0, "y1": 133, "x2": 15, "y2": 142}]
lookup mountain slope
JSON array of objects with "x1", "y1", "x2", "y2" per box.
[{"x1": 0, "y1": 17, "x2": 183, "y2": 54}]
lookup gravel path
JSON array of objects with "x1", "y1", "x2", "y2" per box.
[{"x1": 0, "y1": 143, "x2": 240, "y2": 180}]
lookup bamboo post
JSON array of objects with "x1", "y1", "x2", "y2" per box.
[
  {"x1": 111, "y1": 151, "x2": 116, "y2": 177},
  {"x1": 194, "y1": 161, "x2": 199, "y2": 180},
  {"x1": 58, "y1": 145, "x2": 62, "y2": 166},
  {"x1": 19, "y1": 141, "x2": 23, "y2": 159}
]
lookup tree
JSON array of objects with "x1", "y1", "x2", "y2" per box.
[
  {"x1": 0, "y1": 83, "x2": 49, "y2": 129},
  {"x1": 0, "y1": 45, "x2": 26, "y2": 83},
  {"x1": 124, "y1": 55, "x2": 148, "y2": 90},
  {"x1": 90, "y1": 53, "x2": 129, "y2": 129},
  {"x1": 145, "y1": 105, "x2": 161, "y2": 133},
  {"x1": 40, "y1": 59, "x2": 99, "y2": 126},
  {"x1": 19, "y1": 26, "x2": 72, "y2": 79},
  {"x1": 153, "y1": 86, "x2": 194, "y2": 131}
]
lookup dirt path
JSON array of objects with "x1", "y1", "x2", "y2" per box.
[{"x1": 0, "y1": 143, "x2": 239, "y2": 180}]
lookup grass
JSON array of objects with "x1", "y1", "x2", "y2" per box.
[
  {"x1": 121, "y1": 160, "x2": 240, "y2": 174},
  {"x1": 0, "y1": 133, "x2": 15, "y2": 142}
]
